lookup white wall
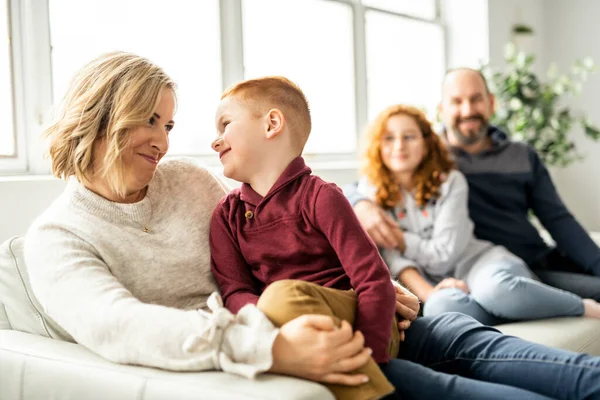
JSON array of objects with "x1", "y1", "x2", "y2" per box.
[
  {"x1": 541, "y1": 0, "x2": 600, "y2": 231},
  {"x1": 487, "y1": 0, "x2": 546, "y2": 74},
  {"x1": 0, "y1": 177, "x2": 65, "y2": 242},
  {"x1": 487, "y1": 0, "x2": 600, "y2": 231}
]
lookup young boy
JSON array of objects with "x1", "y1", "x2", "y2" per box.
[{"x1": 209, "y1": 76, "x2": 401, "y2": 400}]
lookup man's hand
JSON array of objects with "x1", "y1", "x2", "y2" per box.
[
  {"x1": 270, "y1": 315, "x2": 372, "y2": 386},
  {"x1": 433, "y1": 278, "x2": 469, "y2": 294},
  {"x1": 393, "y1": 284, "x2": 420, "y2": 341},
  {"x1": 354, "y1": 200, "x2": 403, "y2": 249}
]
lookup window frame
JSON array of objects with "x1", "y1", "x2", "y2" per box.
[
  {"x1": 0, "y1": 0, "x2": 22, "y2": 169},
  {"x1": 1, "y1": 0, "x2": 53, "y2": 174},
  {"x1": 363, "y1": 4, "x2": 446, "y2": 122},
  {"x1": 1, "y1": 0, "x2": 444, "y2": 174}
]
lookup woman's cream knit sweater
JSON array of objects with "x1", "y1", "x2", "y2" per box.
[{"x1": 25, "y1": 158, "x2": 278, "y2": 378}]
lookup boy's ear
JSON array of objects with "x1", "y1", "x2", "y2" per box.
[{"x1": 265, "y1": 108, "x2": 285, "y2": 139}]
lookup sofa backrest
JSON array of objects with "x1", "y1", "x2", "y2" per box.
[{"x1": 0, "y1": 236, "x2": 73, "y2": 341}]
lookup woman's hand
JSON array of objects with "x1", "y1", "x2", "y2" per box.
[
  {"x1": 433, "y1": 278, "x2": 469, "y2": 294},
  {"x1": 270, "y1": 315, "x2": 372, "y2": 385},
  {"x1": 393, "y1": 284, "x2": 420, "y2": 341}
]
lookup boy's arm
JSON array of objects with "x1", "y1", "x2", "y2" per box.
[
  {"x1": 527, "y1": 149, "x2": 600, "y2": 275},
  {"x1": 312, "y1": 183, "x2": 396, "y2": 364},
  {"x1": 210, "y1": 203, "x2": 261, "y2": 314}
]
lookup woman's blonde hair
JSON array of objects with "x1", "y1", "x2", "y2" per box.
[
  {"x1": 361, "y1": 104, "x2": 455, "y2": 209},
  {"x1": 44, "y1": 51, "x2": 176, "y2": 198}
]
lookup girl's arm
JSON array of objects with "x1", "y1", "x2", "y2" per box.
[
  {"x1": 400, "y1": 268, "x2": 470, "y2": 303},
  {"x1": 398, "y1": 268, "x2": 436, "y2": 302},
  {"x1": 402, "y1": 171, "x2": 474, "y2": 275}
]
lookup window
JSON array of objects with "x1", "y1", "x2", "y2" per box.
[
  {"x1": 2, "y1": 0, "x2": 446, "y2": 174},
  {"x1": 365, "y1": 9, "x2": 444, "y2": 121},
  {"x1": 242, "y1": 0, "x2": 356, "y2": 154},
  {"x1": 0, "y1": 0, "x2": 14, "y2": 157},
  {"x1": 49, "y1": 0, "x2": 221, "y2": 155},
  {"x1": 362, "y1": 0, "x2": 436, "y2": 20}
]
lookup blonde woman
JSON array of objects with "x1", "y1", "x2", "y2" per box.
[
  {"x1": 24, "y1": 52, "x2": 378, "y2": 385},
  {"x1": 357, "y1": 104, "x2": 600, "y2": 323}
]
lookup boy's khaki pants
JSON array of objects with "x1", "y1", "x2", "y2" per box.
[{"x1": 257, "y1": 279, "x2": 400, "y2": 400}]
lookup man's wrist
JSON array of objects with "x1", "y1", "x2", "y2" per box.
[{"x1": 353, "y1": 198, "x2": 373, "y2": 209}]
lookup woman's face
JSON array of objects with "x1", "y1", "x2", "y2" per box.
[
  {"x1": 94, "y1": 88, "x2": 176, "y2": 197},
  {"x1": 379, "y1": 114, "x2": 426, "y2": 176}
]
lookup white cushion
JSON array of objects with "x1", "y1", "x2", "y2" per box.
[
  {"x1": 0, "y1": 237, "x2": 71, "y2": 340},
  {"x1": 0, "y1": 330, "x2": 333, "y2": 400}
]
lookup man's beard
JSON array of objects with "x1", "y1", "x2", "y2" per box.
[{"x1": 450, "y1": 115, "x2": 489, "y2": 146}]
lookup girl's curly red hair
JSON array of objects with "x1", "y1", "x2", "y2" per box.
[{"x1": 361, "y1": 105, "x2": 455, "y2": 209}]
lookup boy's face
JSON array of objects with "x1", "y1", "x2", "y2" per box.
[{"x1": 212, "y1": 96, "x2": 267, "y2": 182}]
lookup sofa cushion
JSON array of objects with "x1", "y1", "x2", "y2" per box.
[
  {"x1": 0, "y1": 303, "x2": 10, "y2": 330},
  {"x1": 0, "y1": 236, "x2": 71, "y2": 340},
  {"x1": 496, "y1": 317, "x2": 600, "y2": 356},
  {"x1": 0, "y1": 330, "x2": 334, "y2": 400}
]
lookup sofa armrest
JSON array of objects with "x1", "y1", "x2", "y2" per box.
[{"x1": 0, "y1": 330, "x2": 333, "y2": 400}]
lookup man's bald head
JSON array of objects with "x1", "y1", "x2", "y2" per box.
[
  {"x1": 439, "y1": 67, "x2": 495, "y2": 149},
  {"x1": 442, "y1": 68, "x2": 491, "y2": 96}
]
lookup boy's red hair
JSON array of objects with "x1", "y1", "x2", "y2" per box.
[
  {"x1": 362, "y1": 105, "x2": 455, "y2": 209},
  {"x1": 222, "y1": 76, "x2": 311, "y2": 152}
]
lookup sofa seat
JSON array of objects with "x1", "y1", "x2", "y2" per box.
[
  {"x1": 0, "y1": 330, "x2": 333, "y2": 400},
  {"x1": 2, "y1": 235, "x2": 600, "y2": 399},
  {"x1": 495, "y1": 317, "x2": 600, "y2": 355}
]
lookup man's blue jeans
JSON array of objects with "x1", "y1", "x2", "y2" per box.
[{"x1": 381, "y1": 312, "x2": 600, "y2": 399}]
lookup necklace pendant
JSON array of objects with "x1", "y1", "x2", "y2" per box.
[{"x1": 143, "y1": 226, "x2": 150, "y2": 233}]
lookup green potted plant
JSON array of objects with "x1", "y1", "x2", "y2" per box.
[{"x1": 481, "y1": 43, "x2": 600, "y2": 167}]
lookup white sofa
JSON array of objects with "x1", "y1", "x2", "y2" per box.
[
  {"x1": 1, "y1": 235, "x2": 600, "y2": 399},
  {"x1": 0, "y1": 237, "x2": 334, "y2": 400}
]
